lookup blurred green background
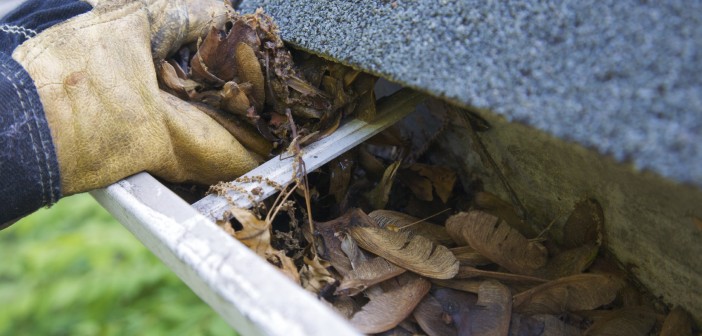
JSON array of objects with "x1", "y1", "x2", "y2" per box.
[{"x1": 0, "y1": 194, "x2": 235, "y2": 336}]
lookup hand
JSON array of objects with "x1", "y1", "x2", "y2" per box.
[{"x1": 12, "y1": 0, "x2": 258, "y2": 195}]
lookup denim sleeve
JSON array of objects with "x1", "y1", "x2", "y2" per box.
[{"x1": 0, "y1": 0, "x2": 92, "y2": 228}]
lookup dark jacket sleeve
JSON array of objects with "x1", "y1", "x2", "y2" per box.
[{"x1": 0, "y1": 0, "x2": 92, "y2": 228}]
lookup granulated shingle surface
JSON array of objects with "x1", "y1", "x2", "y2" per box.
[{"x1": 240, "y1": 0, "x2": 702, "y2": 186}]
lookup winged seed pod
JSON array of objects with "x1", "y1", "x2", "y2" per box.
[{"x1": 348, "y1": 226, "x2": 459, "y2": 279}]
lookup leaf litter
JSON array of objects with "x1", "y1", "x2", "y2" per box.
[{"x1": 156, "y1": 5, "x2": 694, "y2": 336}]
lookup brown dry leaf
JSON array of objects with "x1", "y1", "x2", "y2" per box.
[
  {"x1": 660, "y1": 306, "x2": 693, "y2": 336},
  {"x1": 409, "y1": 163, "x2": 457, "y2": 203},
  {"x1": 315, "y1": 208, "x2": 378, "y2": 276},
  {"x1": 513, "y1": 273, "x2": 624, "y2": 315},
  {"x1": 532, "y1": 243, "x2": 600, "y2": 279},
  {"x1": 413, "y1": 294, "x2": 457, "y2": 336},
  {"x1": 349, "y1": 226, "x2": 459, "y2": 279},
  {"x1": 366, "y1": 160, "x2": 401, "y2": 210},
  {"x1": 349, "y1": 274, "x2": 431, "y2": 334},
  {"x1": 561, "y1": 199, "x2": 604, "y2": 249},
  {"x1": 337, "y1": 256, "x2": 406, "y2": 296},
  {"x1": 300, "y1": 255, "x2": 336, "y2": 294},
  {"x1": 583, "y1": 307, "x2": 656, "y2": 336},
  {"x1": 431, "y1": 279, "x2": 482, "y2": 294},
  {"x1": 191, "y1": 26, "x2": 241, "y2": 84},
  {"x1": 369, "y1": 209, "x2": 454, "y2": 246},
  {"x1": 468, "y1": 281, "x2": 513, "y2": 336},
  {"x1": 230, "y1": 207, "x2": 300, "y2": 282},
  {"x1": 473, "y1": 191, "x2": 537, "y2": 238},
  {"x1": 194, "y1": 102, "x2": 272, "y2": 157},
  {"x1": 456, "y1": 265, "x2": 548, "y2": 284},
  {"x1": 358, "y1": 146, "x2": 386, "y2": 180},
  {"x1": 446, "y1": 211, "x2": 547, "y2": 274},
  {"x1": 449, "y1": 246, "x2": 492, "y2": 266}
]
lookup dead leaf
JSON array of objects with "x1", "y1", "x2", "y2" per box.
[
  {"x1": 473, "y1": 191, "x2": 537, "y2": 238},
  {"x1": 431, "y1": 279, "x2": 481, "y2": 294},
  {"x1": 409, "y1": 163, "x2": 457, "y2": 203},
  {"x1": 660, "y1": 306, "x2": 693, "y2": 336},
  {"x1": 366, "y1": 160, "x2": 401, "y2": 210},
  {"x1": 413, "y1": 294, "x2": 457, "y2": 336},
  {"x1": 561, "y1": 199, "x2": 604, "y2": 248},
  {"x1": 230, "y1": 207, "x2": 300, "y2": 283},
  {"x1": 468, "y1": 281, "x2": 513, "y2": 336},
  {"x1": 349, "y1": 274, "x2": 431, "y2": 334},
  {"x1": 532, "y1": 243, "x2": 600, "y2": 279},
  {"x1": 513, "y1": 273, "x2": 624, "y2": 315},
  {"x1": 329, "y1": 153, "x2": 354, "y2": 204},
  {"x1": 194, "y1": 102, "x2": 272, "y2": 157},
  {"x1": 449, "y1": 246, "x2": 492, "y2": 266},
  {"x1": 349, "y1": 226, "x2": 459, "y2": 279},
  {"x1": 584, "y1": 307, "x2": 656, "y2": 336},
  {"x1": 400, "y1": 169, "x2": 434, "y2": 201},
  {"x1": 300, "y1": 255, "x2": 336, "y2": 294},
  {"x1": 456, "y1": 266, "x2": 548, "y2": 284},
  {"x1": 446, "y1": 211, "x2": 547, "y2": 274},
  {"x1": 369, "y1": 209, "x2": 454, "y2": 246},
  {"x1": 337, "y1": 256, "x2": 406, "y2": 296}
]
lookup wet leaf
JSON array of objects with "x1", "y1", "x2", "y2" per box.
[
  {"x1": 408, "y1": 163, "x2": 456, "y2": 203},
  {"x1": 369, "y1": 209, "x2": 454, "y2": 246},
  {"x1": 366, "y1": 161, "x2": 401, "y2": 210},
  {"x1": 660, "y1": 306, "x2": 693, "y2": 336},
  {"x1": 337, "y1": 256, "x2": 405, "y2": 296},
  {"x1": 413, "y1": 294, "x2": 457, "y2": 336},
  {"x1": 561, "y1": 199, "x2": 603, "y2": 249},
  {"x1": 349, "y1": 226, "x2": 459, "y2": 279},
  {"x1": 513, "y1": 273, "x2": 624, "y2": 315},
  {"x1": 446, "y1": 211, "x2": 547, "y2": 274},
  {"x1": 349, "y1": 274, "x2": 431, "y2": 334},
  {"x1": 584, "y1": 307, "x2": 656, "y2": 336}
]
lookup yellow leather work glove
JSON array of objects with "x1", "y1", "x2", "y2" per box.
[{"x1": 12, "y1": 0, "x2": 258, "y2": 195}]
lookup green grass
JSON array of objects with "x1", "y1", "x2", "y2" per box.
[{"x1": 0, "y1": 193, "x2": 234, "y2": 336}]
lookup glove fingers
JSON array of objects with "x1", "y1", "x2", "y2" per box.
[{"x1": 155, "y1": 91, "x2": 258, "y2": 185}]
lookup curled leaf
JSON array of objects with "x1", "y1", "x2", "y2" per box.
[
  {"x1": 408, "y1": 163, "x2": 456, "y2": 203},
  {"x1": 513, "y1": 273, "x2": 624, "y2": 315},
  {"x1": 349, "y1": 226, "x2": 459, "y2": 279},
  {"x1": 366, "y1": 161, "x2": 401, "y2": 210},
  {"x1": 473, "y1": 191, "x2": 536, "y2": 238},
  {"x1": 349, "y1": 274, "x2": 431, "y2": 334},
  {"x1": 221, "y1": 81, "x2": 252, "y2": 116},
  {"x1": 446, "y1": 211, "x2": 547, "y2": 274}
]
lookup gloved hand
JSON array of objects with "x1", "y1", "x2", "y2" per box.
[{"x1": 11, "y1": 0, "x2": 258, "y2": 195}]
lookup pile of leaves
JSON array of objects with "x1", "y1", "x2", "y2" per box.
[
  {"x1": 158, "y1": 8, "x2": 377, "y2": 161},
  {"x1": 158, "y1": 7, "x2": 696, "y2": 336}
]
